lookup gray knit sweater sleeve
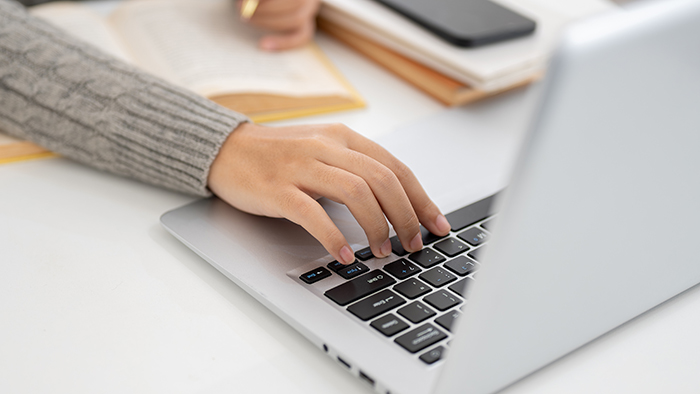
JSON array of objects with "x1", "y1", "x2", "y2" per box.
[{"x1": 0, "y1": 0, "x2": 249, "y2": 196}]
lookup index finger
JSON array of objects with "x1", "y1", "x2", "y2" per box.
[{"x1": 278, "y1": 189, "x2": 357, "y2": 265}]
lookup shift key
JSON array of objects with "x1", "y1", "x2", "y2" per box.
[{"x1": 325, "y1": 270, "x2": 396, "y2": 306}]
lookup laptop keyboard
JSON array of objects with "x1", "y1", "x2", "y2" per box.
[{"x1": 297, "y1": 194, "x2": 496, "y2": 366}]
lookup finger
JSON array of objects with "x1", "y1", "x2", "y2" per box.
[
  {"x1": 259, "y1": 23, "x2": 315, "y2": 51},
  {"x1": 249, "y1": 0, "x2": 308, "y2": 16},
  {"x1": 299, "y1": 163, "x2": 393, "y2": 258},
  {"x1": 317, "y1": 147, "x2": 423, "y2": 253},
  {"x1": 339, "y1": 127, "x2": 452, "y2": 238},
  {"x1": 279, "y1": 189, "x2": 356, "y2": 265},
  {"x1": 248, "y1": 10, "x2": 313, "y2": 32}
]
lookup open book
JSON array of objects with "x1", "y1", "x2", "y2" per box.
[
  {"x1": 0, "y1": 0, "x2": 365, "y2": 164},
  {"x1": 30, "y1": 0, "x2": 364, "y2": 123},
  {"x1": 0, "y1": 134, "x2": 55, "y2": 165}
]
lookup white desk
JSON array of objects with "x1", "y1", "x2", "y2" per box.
[{"x1": 3, "y1": 22, "x2": 700, "y2": 394}]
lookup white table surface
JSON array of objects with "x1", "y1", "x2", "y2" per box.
[{"x1": 3, "y1": 8, "x2": 700, "y2": 394}]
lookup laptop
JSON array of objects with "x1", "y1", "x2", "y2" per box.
[{"x1": 160, "y1": 1, "x2": 700, "y2": 393}]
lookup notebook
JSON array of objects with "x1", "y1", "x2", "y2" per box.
[
  {"x1": 160, "y1": 1, "x2": 700, "y2": 393},
  {"x1": 319, "y1": 0, "x2": 614, "y2": 92},
  {"x1": 29, "y1": 0, "x2": 365, "y2": 123}
]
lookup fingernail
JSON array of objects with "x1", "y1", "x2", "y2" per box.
[
  {"x1": 260, "y1": 40, "x2": 278, "y2": 51},
  {"x1": 409, "y1": 233, "x2": 423, "y2": 252},
  {"x1": 380, "y1": 238, "x2": 392, "y2": 257},
  {"x1": 435, "y1": 214, "x2": 451, "y2": 234},
  {"x1": 339, "y1": 245, "x2": 355, "y2": 265}
]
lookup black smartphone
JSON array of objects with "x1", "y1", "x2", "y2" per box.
[{"x1": 373, "y1": 0, "x2": 537, "y2": 48}]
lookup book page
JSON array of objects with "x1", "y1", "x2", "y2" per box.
[
  {"x1": 109, "y1": 0, "x2": 350, "y2": 98},
  {"x1": 0, "y1": 133, "x2": 53, "y2": 164},
  {"x1": 0, "y1": 133, "x2": 19, "y2": 147},
  {"x1": 29, "y1": 2, "x2": 133, "y2": 64}
]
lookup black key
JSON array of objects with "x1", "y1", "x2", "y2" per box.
[
  {"x1": 435, "y1": 309, "x2": 462, "y2": 332},
  {"x1": 445, "y1": 194, "x2": 497, "y2": 232},
  {"x1": 444, "y1": 256, "x2": 479, "y2": 276},
  {"x1": 355, "y1": 247, "x2": 374, "y2": 261},
  {"x1": 347, "y1": 290, "x2": 406, "y2": 321},
  {"x1": 419, "y1": 346, "x2": 445, "y2": 365},
  {"x1": 390, "y1": 236, "x2": 408, "y2": 256},
  {"x1": 420, "y1": 226, "x2": 447, "y2": 245},
  {"x1": 448, "y1": 277, "x2": 475, "y2": 298},
  {"x1": 327, "y1": 260, "x2": 345, "y2": 272},
  {"x1": 393, "y1": 278, "x2": 431, "y2": 299},
  {"x1": 480, "y1": 219, "x2": 493, "y2": 230},
  {"x1": 434, "y1": 238, "x2": 469, "y2": 257},
  {"x1": 384, "y1": 258, "x2": 421, "y2": 280},
  {"x1": 468, "y1": 247, "x2": 484, "y2": 261},
  {"x1": 395, "y1": 323, "x2": 447, "y2": 353},
  {"x1": 337, "y1": 262, "x2": 370, "y2": 280},
  {"x1": 409, "y1": 248, "x2": 446, "y2": 268},
  {"x1": 371, "y1": 314, "x2": 410, "y2": 337},
  {"x1": 300, "y1": 267, "x2": 332, "y2": 284},
  {"x1": 424, "y1": 289, "x2": 461, "y2": 311},
  {"x1": 419, "y1": 267, "x2": 457, "y2": 288},
  {"x1": 325, "y1": 270, "x2": 396, "y2": 306},
  {"x1": 398, "y1": 301, "x2": 436, "y2": 323},
  {"x1": 458, "y1": 227, "x2": 490, "y2": 247}
]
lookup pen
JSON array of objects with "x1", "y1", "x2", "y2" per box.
[{"x1": 240, "y1": 0, "x2": 260, "y2": 20}]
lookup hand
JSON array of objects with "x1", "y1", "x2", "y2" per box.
[
  {"x1": 208, "y1": 122, "x2": 452, "y2": 265},
  {"x1": 238, "y1": 0, "x2": 322, "y2": 51}
]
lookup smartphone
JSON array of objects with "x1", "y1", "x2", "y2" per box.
[{"x1": 373, "y1": 0, "x2": 537, "y2": 48}]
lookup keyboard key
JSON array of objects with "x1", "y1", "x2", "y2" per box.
[
  {"x1": 458, "y1": 227, "x2": 490, "y2": 247},
  {"x1": 448, "y1": 277, "x2": 475, "y2": 298},
  {"x1": 355, "y1": 247, "x2": 374, "y2": 261},
  {"x1": 480, "y1": 219, "x2": 493, "y2": 230},
  {"x1": 434, "y1": 238, "x2": 469, "y2": 257},
  {"x1": 337, "y1": 262, "x2": 370, "y2": 279},
  {"x1": 398, "y1": 301, "x2": 436, "y2": 323},
  {"x1": 371, "y1": 314, "x2": 410, "y2": 337},
  {"x1": 300, "y1": 267, "x2": 332, "y2": 284},
  {"x1": 389, "y1": 235, "x2": 408, "y2": 256},
  {"x1": 347, "y1": 290, "x2": 406, "y2": 321},
  {"x1": 419, "y1": 346, "x2": 445, "y2": 365},
  {"x1": 468, "y1": 247, "x2": 484, "y2": 261},
  {"x1": 395, "y1": 323, "x2": 447, "y2": 353},
  {"x1": 384, "y1": 258, "x2": 421, "y2": 280},
  {"x1": 409, "y1": 248, "x2": 446, "y2": 268},
  {"x1": 420, "y1": 226, "x2": 447, "y2": 245},
  {"x1": 325, "y1": 270, "x2": 396, "y2": 306},
  {"x1": 435, "y1": 309, "x2": 462, "y2": 332},
  {"x1": 445, "y1": 194, "x2": 496, "y2": 232},
  {"x1": 393, "y1": 278, "x2": 431, "y2": 299},
  {"x1": 444, "y1": 256, "x2": 479, "y2": 276},
  {"x1": 419, "y1": 267, "x2": 457, "y2": 288},
  {"x1": 327, "y1": 260, "x2": 345, "y2": 272},
  {"x1": 424, "y1": 289, "x2": 461, "y2": 311}
]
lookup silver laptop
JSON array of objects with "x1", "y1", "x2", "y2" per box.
[{"x1": 160, "y1": 1, "x2": 700, "y2": 393}]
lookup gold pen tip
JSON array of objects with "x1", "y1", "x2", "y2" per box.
[{"x1": 240, "y1": 0, "x2": 260, "y2": 20}]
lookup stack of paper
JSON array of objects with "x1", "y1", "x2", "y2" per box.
[{"x1": 320, "y1": 0, "x2": 615, "y2": 92}]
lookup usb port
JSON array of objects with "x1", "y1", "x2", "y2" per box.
[
  {"x1": 359, "y1": 371, "x2": 375, "y2": 387},
  {"x1": 337, "y1": 356, "x2": 351, "y2": 369}
]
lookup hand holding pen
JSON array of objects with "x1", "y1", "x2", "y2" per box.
[{"x1": 238, "y1": 0, "x2": 322, "y2": 51}]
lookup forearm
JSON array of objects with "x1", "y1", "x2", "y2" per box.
[{"x1": 0, "y1": 0, "x2": 248, "y2": 196}]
